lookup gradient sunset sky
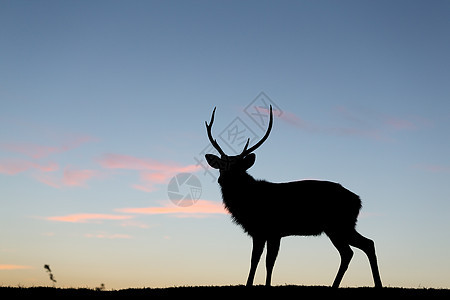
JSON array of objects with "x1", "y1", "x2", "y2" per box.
[{"x1": 1, "y1": 1, "x2": 450, "y2": 289}]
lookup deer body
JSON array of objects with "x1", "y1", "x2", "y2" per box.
[
  {"x1": 205, "y1": 106, "x2": 382, "y2": 288},
  {"x1": 219, "y1": 174, "x2": 361, "y2": 238}
]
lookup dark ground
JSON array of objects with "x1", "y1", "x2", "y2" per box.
[{"x1": 1, "y1": 285, "x2": 449, "y2": 299}]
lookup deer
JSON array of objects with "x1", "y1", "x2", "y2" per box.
[{"x1": 204, "y1": 105, "x2": 382, "y2": 288}]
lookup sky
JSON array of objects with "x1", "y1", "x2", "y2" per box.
[{"x1": 1, "y1": 0, "x2": 450, "y2": 290}]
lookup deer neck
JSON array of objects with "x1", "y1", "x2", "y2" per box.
[
  {"x1": 218, "y1": 171, "x2": 256, "y2": 201},
  {"x1": 217, "y1": 171, "x2": 260, "y2": 234}
]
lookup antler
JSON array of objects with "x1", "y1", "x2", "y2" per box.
[
  {"x1": 205, "y1": 107, "x2": 226, "y2": 157},
  {"x1": 240, "y1": 105, "x2": 273, "y2": 157},
  {"x1": 206, "y1": 105, "x2": 273, "y2": 158}
]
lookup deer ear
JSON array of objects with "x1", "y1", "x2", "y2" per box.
[
  {"x1": 242, "y1": 153, "x2": 256, "y2": 170},
  {"x1": 205, "y1": 154, "x2": 222, "y2": 169}
]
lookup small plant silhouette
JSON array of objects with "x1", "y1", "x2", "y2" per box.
[
  {"x1": 205, "y1": 105, "x2": 382, "y2": 288},
  {"x1": 44, "y1": 264, "x2": 57, "y2": 284}
]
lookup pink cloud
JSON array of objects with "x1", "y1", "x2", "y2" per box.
[
  {"x1": 63, "y1": 167, "x2": 97, "y2": 187},
  {"x1": 131, "y1": 171, "x2": 177, "y2": 192},
  {"x1": 0, "y1": 135, "x2": 98, "y2": 188},
  {"x1": 98, "y1": 153, "x2": 167, "y2": 170},
  {"x1": 0, "y1": 160, "x2": 58, "y2": 175},
  {"x1": 141, "y1": 172, "x2": 170, "y2": 184},
  {"x1": 120, "y1": 220, "x2": 151, "y2": 229},
  {"x1": 34, "y1": 174, "x2": 62, "y2": 188},
  {"x1": 284, "y1": 108, "x2": 384, "y2": 141},
  {"x1": 0, "y1": 264, "x2": 32, "y2": 270},
  {"x1": 330, "y1": 126, "x2": 388, "y2": 141},
  {"x1": 98, "y1": 153, "x2": 200, "y2": 173},
  {"x1": 33, "y1": 166, "x2": 99, "y2": 188},
  {"x1": 384, "y1": 117, "x2": 415, "y2": 130},
  {"x1": 46, "y1": 213, "x2": 134, "y2": 223},
  {"x1": 132, "y1": 182, "x2": 157, "y2": 192},
  {"x1": 335, "y1": 105, "x2": 426, "y2": 132},
  {"x1": 98, "y1": 153, "x2": 201, "y2": 192},
  {"x1": 0, "y1": 143, "x2": 59, "y2": 159},
  {"x1": 267, "y1": 106, "x2": 387, "y2": 140},
  {"x1": 0, "y1": 136, "x2": 97, "y2": 159},
  {"x1": 257, "y1": 107, "x2": 312, "y2": 130},
  {"x1": 326, "y1": 105, "x2": 430, "y2": 141},
  {"x1": 279, "y1": 111, "x2": 311, "y2": 129},
  {"x1": 116, "y1": 199, "x2": 228, "y2": 218},
  {"x1": 131, "y1": 184, "x2": 157, "y2": 193}
]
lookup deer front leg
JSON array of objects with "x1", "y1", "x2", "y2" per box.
[
  {"x1": 265, "y1": 237, "x2": 281, "y2": 286},
  {"x1": 246, "y1": 237, "x2": 265, "y2": 286}
]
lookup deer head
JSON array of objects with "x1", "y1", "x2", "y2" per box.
[{"x1": 204, "y1": 105, "x2": 273, "y2": 174}]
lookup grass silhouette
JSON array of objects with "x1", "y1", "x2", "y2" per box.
[{"x1": 1, "y1": 285, "x2": 449, "y2": 298}]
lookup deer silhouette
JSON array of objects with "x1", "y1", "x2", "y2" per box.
[{"x1": 205, "y1": 105, "x2": 382, "y2": 288}]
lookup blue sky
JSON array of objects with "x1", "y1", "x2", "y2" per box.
[{"x1": 1, "y1": 0, "x2": 450, "y2": 289}]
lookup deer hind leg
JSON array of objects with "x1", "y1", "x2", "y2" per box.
[
  {"x1": 329, "y1": 235, "x2": 353, "y2": 288},
  {"x1": 265, "y1": 237, "x2": 281, "y2": 287},
  {"x1": 246, "y1": 237, "x2": 265, "y2": 287},
  {"x1": 349, "y1": 230, "x2": 383, "y2": 288}
]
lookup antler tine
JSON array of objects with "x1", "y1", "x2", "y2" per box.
[
  {"x1": 240, "y1": 105, "x2": 273, "y2": 156},
  {"x1": 205, "y1": 107, "x2": 226, "y2": 157},
  {"x1": 242, "y1": 138, "x2": 250, "y2": 153}
]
